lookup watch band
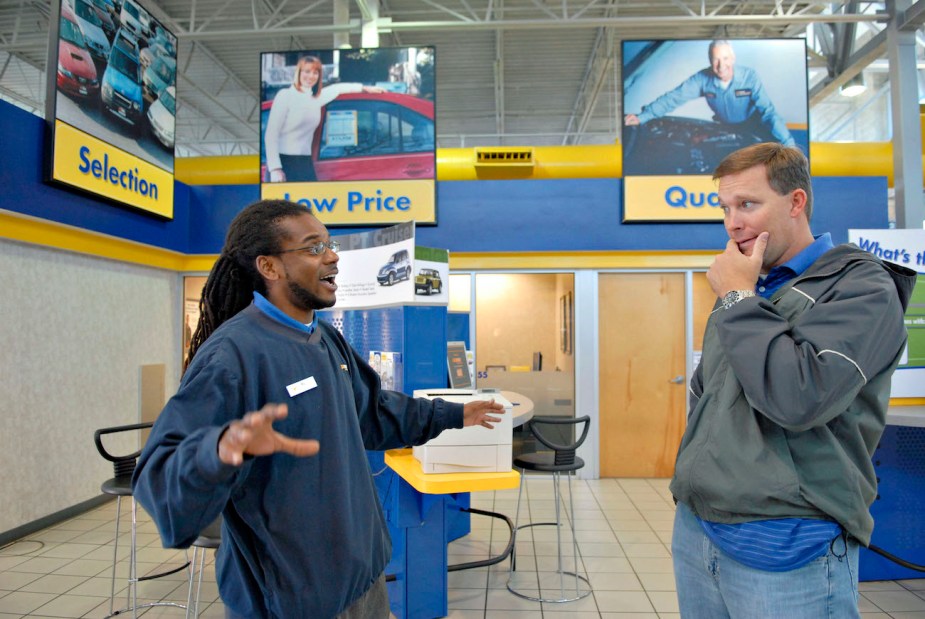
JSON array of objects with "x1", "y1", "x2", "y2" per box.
[{"x1": 722, "y1": 289, "x2": 756, "y2": 310}]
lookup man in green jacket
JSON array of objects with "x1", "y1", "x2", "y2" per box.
[{"x1": 670, "y1": 143, "x2": 917, "y2": 618}]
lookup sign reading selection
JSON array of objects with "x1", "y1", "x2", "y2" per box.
[
  {"x1": 621, "y1": 38, "x2": 809, "y2": 222},
  {"x1": 259, "y1": 46, "x2": 436, "y2": 226},
  {"x1": 53, "y1": 121, "x2": 174, "y2": 218}
]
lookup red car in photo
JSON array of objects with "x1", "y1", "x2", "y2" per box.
[
  {"x1": 260, "y1": 91, "x2": 435, "y2": 182},
  {"x1": 56, "y1": 7, "x2": 100, "y2": 100}
]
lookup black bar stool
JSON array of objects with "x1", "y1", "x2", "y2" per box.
[
  {"x1": 507, "y1": 415, "x2": 592, "y2": 603},
  {"x1": 94, "y1": 422, "x2": 189, "y2": 617}
]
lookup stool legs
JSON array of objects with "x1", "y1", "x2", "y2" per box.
[
  {"x1": 107, "y1": 496, "x2": 122, "y2": 617},
  {"x1": 185, "y1": 545, "x2": 208, "y2": 619},
  {"x1": 506, "y1": 471, "x2": 592, "y2": 603}
]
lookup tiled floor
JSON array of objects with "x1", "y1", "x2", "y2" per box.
[{"x1": 2, "y1": 478, "x2": 924, "y2": 618}]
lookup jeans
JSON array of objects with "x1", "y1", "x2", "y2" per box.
[{"x1": 672, "y1": 501, "x2": 860, "y2": 619}]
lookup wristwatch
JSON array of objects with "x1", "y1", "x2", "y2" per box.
[{"x1": 722, "y1": 289, "x2": 756, "y2": 310}]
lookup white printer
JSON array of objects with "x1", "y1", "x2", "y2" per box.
[{"x1": 412, "y1": 389, "x2": 513, "y2": 473}]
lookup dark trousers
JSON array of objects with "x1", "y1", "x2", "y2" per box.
[
  {"x1": 279, "y1": 154, "x2": 317, "y2": 182},
  {"x1": 224, "y1": 573, "x2": 391, "y2": 619}
]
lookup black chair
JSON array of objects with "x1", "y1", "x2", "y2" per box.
[
  {"x1": 95, "y1": 422, "x2": 188, "y2": 618},
  {"x1": 185, "y1": 517, "x2": 222, "y2": 618},
  {"x1": 507, "y1": 415, "x2": 592, "y2": 603}
]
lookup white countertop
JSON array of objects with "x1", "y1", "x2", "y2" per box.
[{"x1": 886, "y1": 405, "x2": 925, "y2": 428}]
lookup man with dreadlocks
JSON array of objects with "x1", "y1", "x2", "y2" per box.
[{"x1": 132, "y1": 199, "x2": 504, "y2": 619}]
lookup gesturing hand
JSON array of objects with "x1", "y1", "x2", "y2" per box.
[
  {"x1": 218, "y1": 403, "x2": 320, "y2": 466},
  {"x1": 707, "y1": 232, "x2": 769, "y2": 298},
  {"x1": 463, "y1": 399, "x2": 505, "y2": 429}
]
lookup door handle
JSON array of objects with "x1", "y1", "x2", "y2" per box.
[{"x1": 669, "y1": 375, "x2": 685, "y2": 384}]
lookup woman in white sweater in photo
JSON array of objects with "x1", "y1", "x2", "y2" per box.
[{"x1": 264, "y1": 55, "x2": 383, "y2": 182}]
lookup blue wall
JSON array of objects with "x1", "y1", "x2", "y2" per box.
[
  {"x1": 1, "y1": 99, "x2": 891, "y2": 255},
  {"x1": 0, "y1": 102, "x2": 193, "y2": 252}
]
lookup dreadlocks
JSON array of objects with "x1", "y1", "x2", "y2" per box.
[{"x1": 185, "y1": 199, "x2": 312, "y2": 371}]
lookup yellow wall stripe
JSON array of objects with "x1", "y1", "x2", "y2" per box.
[
  {"x1": 175, "y1": 140, "x2": 919, "y2": 186},
  {"x1": 450, "y1": 251, "x2": 715, "y2": 270},
  {"x1": 2, "y1": 210, "x2": 718, "y2": 272},
  {"x1": 0, "y1": 209, "x2": 213, "y2": 272}
]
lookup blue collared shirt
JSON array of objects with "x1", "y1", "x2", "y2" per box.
[
  {"x1": 756, "y1": 233, "x2": 834, "y2": 299},
  {"x1": 252, "y1": 292, "x2": 316, "y2": 334}
]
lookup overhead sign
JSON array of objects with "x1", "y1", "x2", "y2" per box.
[
  {"x1": 259, "y1": 46, "x2": 436, "y2": 226},
  {"x1": 621, "y1": 38, "x2": 808, "y2": 222}
]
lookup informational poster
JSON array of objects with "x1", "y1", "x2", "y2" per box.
[
  {"x1": 331, "y1": 222, "x2": 449, "y2": 310},
  {"x1": 446, "y1": 341, "x2": 473, "y2": 389},
  {"x1": 622, "y1": 38, "x2": 808, "y2": 222},
  {"x1": 369, "y1": 351, "x2": 403, "y2": 391},
  {"x1": 849, "y1": 229, "x2": 925, "y2": 398}
]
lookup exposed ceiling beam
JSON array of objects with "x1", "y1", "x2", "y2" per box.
[
  {"x1": 898, "y1": 0, "x2": 925, "y2": 29},
  {"x1": 179, "y1": 12, "x2": 888, "y2": 41},
  {"x1": 808, "y1": 28, "x2": 888, "y2": 105}
]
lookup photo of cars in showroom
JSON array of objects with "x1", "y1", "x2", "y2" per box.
[
  {"x1": 377, "y1": 249, "x2": 412, "y2": 286},
  {"x1": 414, "y1": 269, "x2": 443, "y2": 295},
  {"x1": 56, "y1": 6, "x2": 100, "y2": 100},
  {"x1": 70, "y1": 0, "x2": 111, "y2": 68},
  {"x1": 100, "y1": 28, "x2": 144, "y2": 133},
  {"x1": 146, "y1": 84, "x2": 175, "y2": 149},
  {"x1": 260, "y1": 91, "x2": 434, "y2": 182}
]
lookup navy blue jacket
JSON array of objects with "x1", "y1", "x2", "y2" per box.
[{"x1": 132, "y1": 304, "x2": 463, "y2": 618}]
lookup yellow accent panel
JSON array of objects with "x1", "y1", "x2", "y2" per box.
[
  {"x1": 175, "y1": 155, "x2": 260, "y2": 185},
  {"x1": 384, "y1": 448, "x2": 520, "y2": 494},
  {"x1": 891, "y1": 398, "x2": 925, "y2": 406},
  {"x1": 260, "y1": 179, "x2": 435, "y2": 225},
  {"x1": 439, "y1": 145, "x2": 622, "y2": 181},
  {"x1": 624, "y1": 176, "x2": 722, "y2": 222},
  {"x1": 0, "y1": 210, "x2": 188, "y2": 270},
  {"x1": 809, "y1": 142, "x2": 894, "y2": 185},
  {"x1": 450, "y1": 251, "x2": 715, "y2": 270},
  {"x1": 53, "y1": 121, "x2": 174, "y2": 218},
  {"x1": 174, "y1": 142, "x2": 923, "y2": 186}
]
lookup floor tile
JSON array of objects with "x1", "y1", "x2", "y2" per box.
[
  {"x1": 2, "y1": 483, "x2": 922, "y2": 619},
  {"x1": 19, "y1": 574, "x2": 88, "y2": 595},
  {"x1": 30, "y1": 593, "x2": 105, "y2": 617},
  {"x1": 863, "y1": 590, "x2": 925, "y2": 612},
  {"x1": 0, "y1": 590, "x2": 57, "y2": 614},
  {"x1": 594, "y1": 590, "x2": 656, "y2": 613}
]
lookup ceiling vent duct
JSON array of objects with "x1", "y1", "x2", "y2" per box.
[{"x1": 474, "y1": 147, "x2": 535, "y2": 167}]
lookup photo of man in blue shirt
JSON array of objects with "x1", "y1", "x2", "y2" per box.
[{"x1": 625, "y1": 39, "x2": 795, "y2": 146}]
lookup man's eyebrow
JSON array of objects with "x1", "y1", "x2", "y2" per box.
[{"x1": 296, "y1": 232, "x2": 323, "y2": 244}]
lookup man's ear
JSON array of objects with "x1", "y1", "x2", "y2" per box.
[
  {"x1": 789, "y1": 188, "x2": 809, "y2": 219},
  {"x1": 256, "y1": 255, "x2": 281, "y2": 281}
]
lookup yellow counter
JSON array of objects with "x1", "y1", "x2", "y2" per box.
[{"x1": 384, "y1": 448, "x2": 520, "y2": 494}]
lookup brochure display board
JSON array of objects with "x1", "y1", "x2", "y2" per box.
[
  {"x1": 850, "y1": 229, "x2": 925, "y2": 582},
  {"x1": 621, "y1": 38, "x2": 808, "y2": 222},
  {"x1": 332, "y1": 222, "x2": 449, "y2": 310},
  {"x1": 45, "y1": 0, "x2": 177, "y2": 218},
  {"x1": 849, "y1": 229, "x2": 925, "y2": 398},
  {"x1": 258, "y1": 47, "x2": 436, "y2": 226}
]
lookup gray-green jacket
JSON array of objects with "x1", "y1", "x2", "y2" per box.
[{"x1": 670, "y1": 244, "x2": 916, "y2": 545}]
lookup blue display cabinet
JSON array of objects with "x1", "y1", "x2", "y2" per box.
[
  {"x1": 319, "y1": 305, "x2": 471, "y2": 618},
  {"x1": 860, "y1": 425, "x2": 925, "y2": 581}
]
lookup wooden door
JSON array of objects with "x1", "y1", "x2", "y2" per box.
[{"x1": 598, "y1": 273, "x2": 687, "y2": 477}]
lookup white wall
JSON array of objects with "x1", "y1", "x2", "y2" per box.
[{"x1": 0, "y1": 239, "x2": 181, "y2": 533}]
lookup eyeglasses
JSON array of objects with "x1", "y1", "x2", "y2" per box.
[{"x1": 277, "y1": 240, "x2": 340, "y2": 256}]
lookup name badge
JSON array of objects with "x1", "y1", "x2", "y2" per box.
[{"x1": 286, "y1": 376, "x2": 318, "y2": 398}]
